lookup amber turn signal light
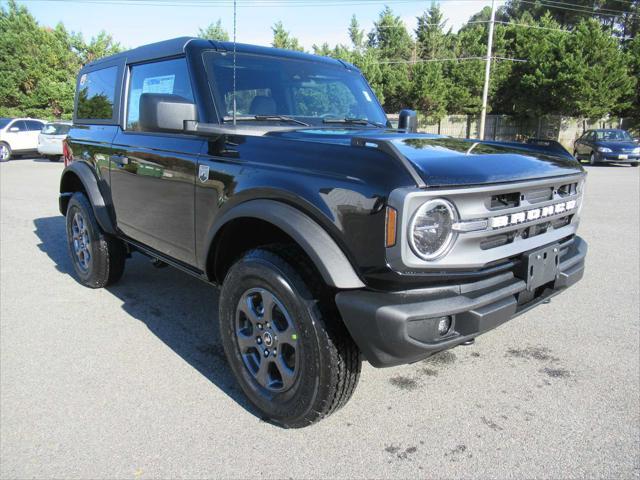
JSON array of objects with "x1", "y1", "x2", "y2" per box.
[{"x1": 385, "y1": 206, "x2": 397, "y2": 247}]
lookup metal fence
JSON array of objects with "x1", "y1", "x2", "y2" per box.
[{"x1": 388, "y1": 114, "x2": 636, "y2": 150}]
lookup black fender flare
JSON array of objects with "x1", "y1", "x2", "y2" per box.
[
  {"x1": 208, "y1": 199, "x2": 365, "y2": 289},
  {"x1": 59, "y1": 161, "x2": 117, "y2": 235}
]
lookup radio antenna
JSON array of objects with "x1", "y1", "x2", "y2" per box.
[{"x1": 232, "y1": 0, "x2": 237, "y2": 126}]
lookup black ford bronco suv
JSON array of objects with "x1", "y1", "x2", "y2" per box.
[{"x1": 60, "y1": 37, "x2": 587, "y2": 428}]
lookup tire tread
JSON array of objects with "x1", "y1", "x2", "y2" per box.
[
  {"x1": 67, "y1": 193, "x2": 126, "y2": 288},
  {"x1": 227, "y1": 244, "x2": 361, "y2": 428}
]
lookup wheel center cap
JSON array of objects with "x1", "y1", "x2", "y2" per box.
[{"x1": 262, "y1": 331, "x2": 274, "y2": 347}]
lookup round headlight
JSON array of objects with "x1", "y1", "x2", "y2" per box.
[{"x1": 409, "y1": 198, "x2": 457, "y2": 260}]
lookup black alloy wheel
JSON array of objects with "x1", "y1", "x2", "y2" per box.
[{"x1": 218, "y1": 245, "x2": 361, "y2": 428}]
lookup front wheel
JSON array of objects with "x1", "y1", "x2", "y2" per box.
[
  {"x1": 219, "y1": 246, "x2": 361, "y2": 428},
  {"x1": 65, "y1": 192, "x2": 126, "y2": 288},
  {"x1": 589, "y1": 152, "x2": 597, "y2": 166}
]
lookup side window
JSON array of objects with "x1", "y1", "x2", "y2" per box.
[
  {"x1": 126, "y1": 58, "x2": 194, "y2": 131},
  {"x1": 8, "y1": 121, "x2": 27, "y2": 132},
  {"x1": 25, "y1": 120, "x2": 44, "y2": 131},
  {"x1": 76, "y1": 66, "x2": 118, "y2": 120}
]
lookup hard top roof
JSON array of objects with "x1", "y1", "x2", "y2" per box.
[{"x1": 83, "y1": 37, "x2": 350, "y2": 70}]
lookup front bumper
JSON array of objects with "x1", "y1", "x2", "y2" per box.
[
  {"x1": 336, "y1": 236, "x2": 587, "y2": 367},
  {"x1": 597, "y1": 152, "x2": 639, "y2": 163}
]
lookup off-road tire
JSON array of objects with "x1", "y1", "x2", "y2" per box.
[
  {"x1": 65, "y1": 192, "x2": 126, "y2": 288},
  {"x1": 219, "y1": 244, "x2": 361, "y2": 428}
]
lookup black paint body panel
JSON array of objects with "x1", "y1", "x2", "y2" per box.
[{"x1": 65, "y1": 37, "x2": 585, "y2": 291}]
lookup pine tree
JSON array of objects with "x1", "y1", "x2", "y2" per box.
[
  {"x1": 271, "y1": 21, "x2": 303, "y2": 52},
  {"x1": 198, "y1": 19, "x2": 230, "y2": 42}
]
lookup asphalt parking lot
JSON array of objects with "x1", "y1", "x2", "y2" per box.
[{"x1": 1, "y1": 157, "x2": 638, "y2": 479}]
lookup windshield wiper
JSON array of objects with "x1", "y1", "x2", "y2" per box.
[
  {"x1": 322, "y1": 117, "x2": 385, "y2": 127},
  {"x1": 223, "y1": 115, "x2": 310, "y2": 126}
]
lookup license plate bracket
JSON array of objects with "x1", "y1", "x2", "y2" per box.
[
  {"x1": 619, "y1": 154, "x2": 628, "y2": 160},
  {"x1": 521, "y1": 244, "x2": 560, "y2": 291}
]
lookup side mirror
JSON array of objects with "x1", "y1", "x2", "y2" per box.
[
  {"x1": 8, "y1": 127, "x2": 19, "y2": 133},
  {"x1": 139, "y1": 93, "x2": 198, "y2": 133},
  {"x1": 398, "y1": 109, "x2": 418, "y2": 133}
]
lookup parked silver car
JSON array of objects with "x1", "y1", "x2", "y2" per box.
[
  {"x1": 0, "y1": 118, "x2": 46, "y2": 161},
  {"x1": 38, "y1": 122, "x2": 72, "y2": 162}
]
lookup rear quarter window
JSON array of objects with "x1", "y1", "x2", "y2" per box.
[
  {"x1": 76, "y1": 66, "x2": 118, "y2": 121},
  {"x1": 42, "y1": 124, "x2": 71, "y2": 135}
]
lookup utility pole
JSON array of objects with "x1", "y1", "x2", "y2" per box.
[{"x1": 479, "y1": 0, "x2": 496, "y2": 140}]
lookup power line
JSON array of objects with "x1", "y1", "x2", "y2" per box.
[
  {"x1": 16, "y1": 0, "x2": 482, "y2": 5},
  {"x1": 495, "y1": 20, "x2": 570, "y2": 32},
  {"x1": 15, "y1": 0, "x2": 640, "y2": 17},
  {"x1": 539, "y1": 0, "x2": 635, "y2": 16},
  {"x1": 374, "y1": 55, "x2": 527, "y2": 64},
  {"x1": 374, "y1": 21, "x2": 489, "y2": 29},
  {"x1": 518, "y1": 0, "x2": 638, "y2": 18}
]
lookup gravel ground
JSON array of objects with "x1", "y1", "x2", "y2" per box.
[{"x1": 1, "y1": 158, "x2": 638, "y2": 479}]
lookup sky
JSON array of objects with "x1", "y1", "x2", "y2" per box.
[{"x1": 10, "y1": 0, "x2": 499, "y2": 51}]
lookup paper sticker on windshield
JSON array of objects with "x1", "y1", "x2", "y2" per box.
[
  {"x1": 362, "y1": 90, "x2": 372, "y2": 102},
  {"x1": 79, "y1": 74, "x2": 87, "y2": 86},
  {"x1": 198, "y1": 165, "x2": 209, "y2": 183}
]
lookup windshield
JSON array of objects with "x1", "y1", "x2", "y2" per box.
[
  {"x1": 204, "y1": 51, "x2": 388, "y2": 127},
  {"x1": 0, "y1": 118, "x2": 11, "y2": 129},
  {"x1": 42, "y1": 123, "x2": 71, "y2": 135},
  {"x1": 595, "y1": 130, "x2": 633, "y2": 141}
]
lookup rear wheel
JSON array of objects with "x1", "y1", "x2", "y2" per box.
[
  {"x1": 48, "y1": 155, "x2": 61, "y2": 162},
  {"x1": 65, "y1": 192, "x2": 126, "y2": 288},
  {"x1": 218, "y1": 245, "x2": 361, "y2": 428},
  {"x1": 0, "y1": 142, "x2": 11, "y2": 161}
]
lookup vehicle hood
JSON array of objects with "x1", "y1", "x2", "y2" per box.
[
  {"x1": 270, "y1": 129, "x2": 584, "y2": 187},
  {"x1": 594, "y1": 140, "x2": 639, "y2": 151}
]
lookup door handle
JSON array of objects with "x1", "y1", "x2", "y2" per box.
[{"x1": 110, "y1": 155, "x2": 129, "y2": 167}]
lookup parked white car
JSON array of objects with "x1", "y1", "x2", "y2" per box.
[
  {"x1": 38, "y1": 122, "x2": 72, "y2": 162},
  {"x1": 0, "y1": 118, "x2": 46, "y2": 161}
]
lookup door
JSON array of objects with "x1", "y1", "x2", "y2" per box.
[
  {"x1": 110, "y1": 57, "x2": 203, "y2": 266},
  {"x1": 582, "y1": 131, "x2": 595, "y2": 155},
  {"x1": 576, "y1": 131, "x2": 590, "y2": 157},
  {"x1": 4, "y1": 120, "x2": 30, "y2": 151},
  {"x1": 23, "y1": 120, "x2": 44, "y2": 150}
]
